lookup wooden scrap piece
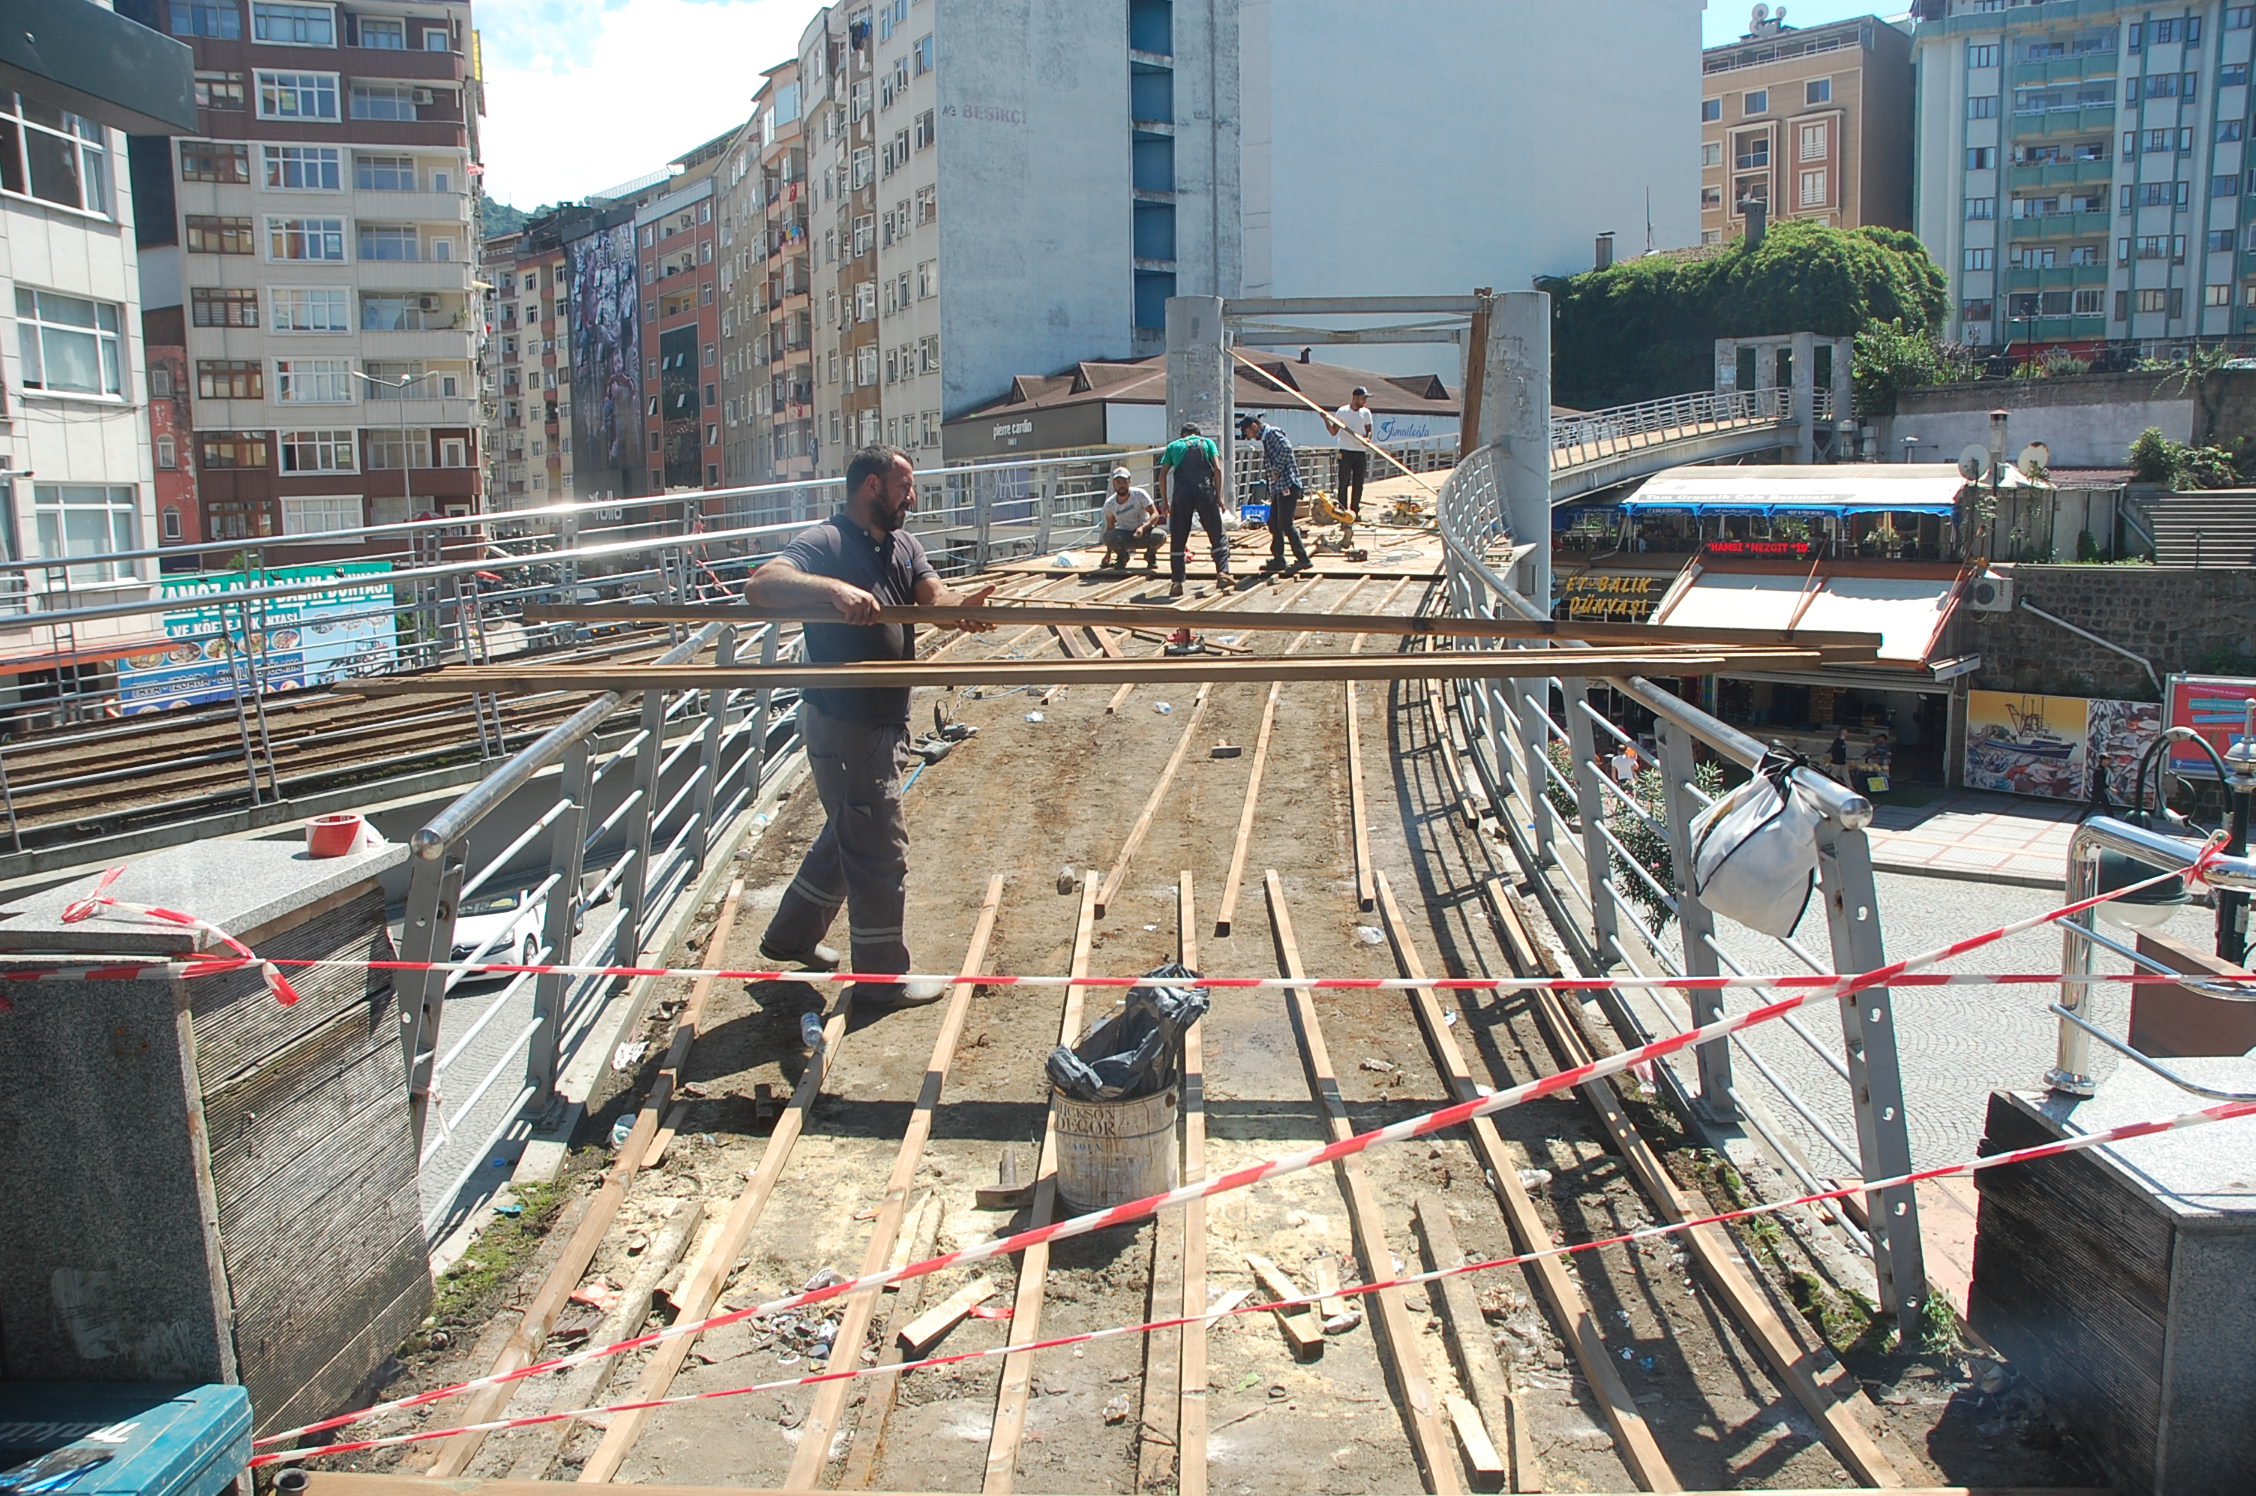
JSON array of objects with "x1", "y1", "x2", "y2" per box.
[
  {"x1": 1242, "y1": 1253, "x2": 1325, "y2": 1359},
  {"x1": 896, "y1": 1276, "x2": 997, "y2": 1355},
  {"x1": 1445, "y1": 1395, "x2": 1508, "y2": 1490}
]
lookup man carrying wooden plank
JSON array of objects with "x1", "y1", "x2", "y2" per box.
[{"x1": 744, "y1": 444, "x2": 994, "y2": 1004}]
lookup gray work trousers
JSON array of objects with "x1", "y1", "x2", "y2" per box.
[{"x1": 762, "y1": 707, "x2": 912, "y2": 977}]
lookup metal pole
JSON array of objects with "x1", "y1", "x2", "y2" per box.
[
  {"x1": 688, "y1": 625, "x2": 736, "y2": 868},
  {"x1": 613, "y1": 688, "x2": 669, "y2": 960},
  {"x1": 531, "y1": 738, "x2": 593, "y2": 1103},
  {"x1": 1562, "y1": 678, "x2": 1622, "y2": 960},
  {"x1": 397, "y1": 844, "x2": 465, "y2": 1147},
  {"x1": 1657, "y1": 717, "x2": 1732, "y2": 1118}
]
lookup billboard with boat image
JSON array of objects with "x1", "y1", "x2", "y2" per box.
[{"x1": 1965, "y1": 690, "x2": 2163, "y2": 802}]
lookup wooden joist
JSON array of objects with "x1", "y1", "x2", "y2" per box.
[
  {"x1": 781, "y1": 875, "x2": 1007, "y2": 1488},
  {"x1": 1262, "y1": 872, "x2": 1462, "y2": 1495},
  {"x1": 1417, "y1": 1196, "x2": 1540, "y2": 1494},
  {"x1": 1096, "y1": 686, "x2": 1211, "y2": 917},
  {"x1": 1173, "y1": 871, "x2": 1210, "y2": 1496},
  {"x1": 306, "y1": 1476, "x2": 2117, "y2": 1496},
  {"x1": 523, "y1": 600, "x2": 1885, "y2": 657}
]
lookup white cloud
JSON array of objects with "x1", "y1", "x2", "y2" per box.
[{"x1": 476, "y1": 0, "x2": 810, "y2": 208}]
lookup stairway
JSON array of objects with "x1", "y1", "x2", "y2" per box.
[{"x1": 2137, "y1": 491, "x2": 2256, "y2": 567}]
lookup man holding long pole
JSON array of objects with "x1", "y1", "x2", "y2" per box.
[{"x1": 745, "y1": 444, "x2": 993, "y2": 1004}]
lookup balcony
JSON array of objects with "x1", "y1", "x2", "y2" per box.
[
  {"x1": 2012, "y1": 53, "x2": 2118, "y2": 87},
  {"x1": 2002, "y1": 313, "x2": 2108, "y2": 341},
  {"x1": 2008, "y1": 210, "x2": 2111, "y2": 240},
  {"x1": 2013, "y1": 104, "x2": 2117, "y2": 138},
  {"x1": 2003, "y1": 263, "x2": 2111, "y2": 291},
  {"x1": 349, "y1": 258, "x2": 476, "y2": 291},
  {"x1": 2008, "y1": 158, "x2": 2115, "y2": 190}
]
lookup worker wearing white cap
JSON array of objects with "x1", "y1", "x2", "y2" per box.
[
  {"x1": 1326, "y1": 386, "x2": 1376, "y2": 511},
  {"x1": 1097, "y1": 464, "x2": 1164, "y2": 572}
]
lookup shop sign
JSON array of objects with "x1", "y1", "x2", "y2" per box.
[
  {"x1": 1966, "y1": 689, "x2": 2161, "y2": 802},
  {"x1": 2164, "y1": 674, "x2": 2256, "y2": 778},
  {"x1": 1558, "y1": 571, "x2": 1671, "y2": 624},
  {"x1": 1704, "y1": 539, "x2": 1814, "y2": 558},
  {"x1": 115, "y1": 563, "x2": 398, "y2": 714}
]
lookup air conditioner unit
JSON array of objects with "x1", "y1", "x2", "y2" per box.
[
  {"x1": 418, "y1": 296, "x2": 441, "y2": 312},
  {"x1": 411, "y1": 88, "x2": 436, "y2": 105},
  {"x1": 1968, "y1": 571, "x2": 2017, "y2": 612}
]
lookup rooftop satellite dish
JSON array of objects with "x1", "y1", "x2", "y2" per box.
[
  {"x1": 1752, "y1": 2, "x2": 1770, "y2": 20},
  {"x1": 2018, "y1": 441, "x2": 2052, "y2": 474},
  {"x1": 1775, "y1": 4, "x2": 1789, "y2": 22},
  {"x1": 1958, "y1": 443, "x2": 1993, "y2": 481}
]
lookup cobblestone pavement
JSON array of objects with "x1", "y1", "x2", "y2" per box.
[
  {"x1": 1866, "y1": 789, "x2": 2081, "y2": 888},
  {"x1": 1705, "y1": 871, "x2": 2217, "y2": 1173}
]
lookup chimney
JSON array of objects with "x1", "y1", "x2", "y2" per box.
[
  {"x1": 1988, "y1": 408, "x2": 2010, "y2": 478},
  {"x1": 1595, "y1": 232, "x2": 1616, "y2": 271},
  {"x1": 1744, "y1": 201, "x2": 1768, "y2": 247}
]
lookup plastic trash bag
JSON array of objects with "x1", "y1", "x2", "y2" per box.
[
  {"x1": 1047, "y1": 960, "x2": 1209, "y2": 1102},
  {"x1": 1689, "y1": 749, "x2": 1823, "y2": 939}
]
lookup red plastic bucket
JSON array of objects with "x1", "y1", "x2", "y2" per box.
[{"x1": 305, "y1": 813, "x2": 364, "y2": 858}]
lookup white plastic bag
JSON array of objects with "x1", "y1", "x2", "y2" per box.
[{"x1": 1689, "y1": 751, "x2": 1823, "y2": 938}]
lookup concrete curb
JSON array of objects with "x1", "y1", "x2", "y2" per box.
[{"x1": 1871, "y1": 856, "x2": 2063, "y2": 892}]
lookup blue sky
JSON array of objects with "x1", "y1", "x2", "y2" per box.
[{"x1": 478, "y1": 2, "x2": 1918, "y2": 210}]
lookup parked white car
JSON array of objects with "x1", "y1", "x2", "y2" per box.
[{"x1": 450, "y1": 886, "x2": 548, "y2": 979}]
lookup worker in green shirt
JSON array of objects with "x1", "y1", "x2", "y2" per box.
[{"x1": 1152, "y1": 422, "x2": 1235, "y2": 599}]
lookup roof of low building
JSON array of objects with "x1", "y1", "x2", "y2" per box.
[{"x1": 955, "y1": 354, "x2": 1460, "y2": 425}]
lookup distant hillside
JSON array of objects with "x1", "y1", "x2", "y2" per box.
[{"x1": 483, "y1": 200, "x2": 531, "y2": 237}]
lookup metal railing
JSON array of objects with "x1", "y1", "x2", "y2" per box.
[
  {"x1": 1436, "y1": 438, "x2": 1929, "y2": 1327},
  {"x1": 1549, "y1": 387, "x2": 1790, "y2": 473}
]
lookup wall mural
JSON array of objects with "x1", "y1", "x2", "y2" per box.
[
  {"x1": 567, "y1": 220, "x2": 645, "y2": 499},
  {"x1": 1966, "y1": 689, "x2": 2162, "y2": 803}
]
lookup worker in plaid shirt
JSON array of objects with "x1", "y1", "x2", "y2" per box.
[{"x1": 1237, "y1": 412, "x2": 1311, "y2": 572}]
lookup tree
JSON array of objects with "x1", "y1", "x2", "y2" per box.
[
  {"x1": 1852, "y1": 319, "x2": 1978, "y2": 417},
  {"x1": 1540, "y1": 221, "x2": 1950, "y2": 409},
  {"x1": 2127, "y1": 426, "x2": 2246, "y2": 489}
]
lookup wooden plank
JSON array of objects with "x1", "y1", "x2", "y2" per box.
[
  {"x1": 1244, "y1": 1253, "x2": 1326, "y2": 1359},
  {"x1": 1445, "y1": 1395, "x2": 1507, "y2": 1489},
  {"x1": 576, "y1": 935, "x2": 863, "y2": 1482},
  {"x1": 423, "y1": 878, "x2": 748, "y2": 1478},
  {"x1": 1175, "y1": 871, "x2": 1211, "y2": 1496},
  {"x1": 1050, "y1": 624, "x2": 1094, "y2": 660},
  {"x1": 1085, "y1": 625, "x2": 1126, "y2": 659},
  {"x1": 1262, "y1": 872, "x2": 1461, "y2": 1495},
  {"x1": 641, "y1": 1101, "x2": 689, "y2": 1170},
  {"x1": 1095, "y1": 685, "x2": 1211, "y2": 917},
  {"x1": 1480, "y1": 876, "x2": 1904, "y2": 1490},
  {"x1": 1375, "y1": 872, "x2": 1656, "y2": 1491},
  {"x1": 310, "y1": 1476, "x2": 2117, "y2": 1496},
  {"x1": 894, "y1": 1276, "x2": 997, "y2": 1355},
  {"x1": 836, "y1": 1194, "x2": 944, "y2": 1492},
  {"x1": 352, "y1": 648, "x2": 1830, "y2": 700},
  {"x1": 1417, "y1": 1196, "x2": 1538, "y2": 1495},
  {"x1": 980, "y1": 872, "x2": 1100, "y2": 1495},
  {"x1": 782, "y1": 875, "x2": 1007, "y2": 1488},
  {"x1": 1311, "y1": 1257, "x2": 1349, "y2": 1321},
  {"x1": 524, "y1": 600, "x2": 1887, "y2": 656}
]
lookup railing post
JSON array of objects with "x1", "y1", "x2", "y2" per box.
[
  {"x1": 1562, "y1": 679, "x2": 1622, "y2": 961},
  {"x1": 613, "y1": 687, "x2": 669, "y2": 960},
  {"x1": 531, "y1": 738, "x2": 593, "y2": 1104},
  {"x1": 744, "y1": 624, "x2": 780, "y2": 804},
  {"x1": 2046, "y1": 837, "x2": 2104, "y2": 1095},
  {"x1": 1656, "y1": 718, "x2": 1733, "y2": 1119},
  {"x1": 1514, "y1": 670, "x2": 1557, "y2": 868},
  {"x1": 688, "y1": 625, "x2": 736, "y2": 867},
  {"x1": 397, "y1": 843, "x2": 466, "y2": 1147},
  {"x1": 973, "y1": 470, "x2": 992, "y2": 572},
  {"x1": 1814, "y1": 814, "x2": 1926, "y2": 1330}
]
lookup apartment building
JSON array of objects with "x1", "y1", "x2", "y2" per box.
[
  {"x1": 634, "y1": 143, "x2": 725, "y2": 494},
  {"x1": 716, "y1": 62, "x2": 815, "y2": 496},
  {"x1": 122, "y1": 0, "x2": 485, "y2": 541},
  {"x1": 479, "y1": 217, "x2": 578, "y2": 510},
  {"x1": 1914, "y1": 0, "x2": 2256, "y2": 349},
  {"x1": 1701, "y1": 11, "x2": 1914, "y2": 244},
  {"x1": 143, "y1": 315, "x2": 202, "y2": 545}
]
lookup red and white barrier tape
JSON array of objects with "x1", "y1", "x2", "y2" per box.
[
  {"x1": 249, "y1": 1088, "x2": 2256, "y2": 1466},
  {"x1": 254, "y1": 845, "x2": 2214, "y2": 1449},
  {"x1": 56, "y1": 865, "x2": 302, "y2": 1006}
]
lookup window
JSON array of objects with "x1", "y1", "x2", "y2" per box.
[
  {"x1": 2068, "y1": 243, "x2": 2102, "y2": 264},
  {"x1": 161, "y1": 506, "x2": 183, "y2": 541},
  {"x1": 913, "y1": 34, "x2": 934, "y2": 74},
  {"x1": 278, "y1": 430, "x2": 356, "y2": 474},
  {"x1": 1965, "y1": 247, "x2": 1995, "y2": 271},
  {"x1": 1798, "y1": 168, "x2": 1827, "y2": 207},
  {"x1": 917, "y1": 258, "x2": 936, "y2": 298},
  {"x1": 171, "y1": 2, "x2": 242, "y2": 38},
  {"x1": 1734, "y1": 131, "x2": 1769, "y2": 169},
  {"x1": 2232, "y1": 6, "x2": 2254, "y2": 27},
  {"x1": 2210, "y1": 228, "x2": 2236, "y2": 252},
  {"x1": 438, "y1": 437, "x2": 468, "y2": 468},
  {"x1": 191, "y1": 288, "x2": 259, "y2": 327},
  {"x1": 2223, "y1": 120, "x2": 2246, "y2": 143},
  {"x1": 918, "y1": 333, "x2": 939, "y2": 372},
  {"x1": 273, "y1": 357, "x2": 353, "y2": 402},
  {"x1": 2207, "y1": 283, "x2": 2234, "y2": 307},
  {"x1": 199, "y1": 431, "x2": 269, "y2": 469},
  {"x1": 150, "y1": 365, "x2": 174, "y2": 400},
  {"x1": 1967, "y1": 146, "x2": 1996, "y2": 170},
  {"x1": 181, "y1": 140, "x2": 250, "y2": 182},
  {"x1": 915, "y1": 185, "x2": 936, "y2": 224},
  {"x1": 2218, "y1": 174, "x2": 2243, "y2": 198},
  {"x1": 276, "y1": 495, "x2": 360, "y2": 538},
  {"x1": 1701, "y1": 141, "x2": 1722, "y2": 168},
  {"x1": 365, "y1": 428, "x2": 431, "y2": 469},
  {"x1": 0, "y1": 95, "x2": 112, "y2": 215},
  {"x1": 1969, "y1": 95, "x2": 1998, "y2": 119},
  {"x1": 268, "y1": 216, "x2": 345, "y2": 259},
  {"x1": 1800, "y1": 121, "x2": 1829, "y2": 160},
  {"x1": 196, "y1": 359, "x2": 262, "y2": 399},
  {"x1": 1805, "y1": 78, "x2": 1831, "y2": 105},
  {"x1": 1967, "y1": 196, "x2": 1995, "y2": 219},
  {"x1": 263, "y1": 144, "x2": 340, "y2": 190},
  {"x1": 354, "y1": 153, "x2": 414, "y2": 190},
  {"x1": 357, "y1": 224, "x2": 418, "y2": 260},
  {"x1": 34, "y1": 486, "x2": 138, "y2": 584},
  {"x1": 256, "y1": 71, "x2": 339, "y2": 121},
  {"x1": 15, "y1": 289, "x2": 121, "y2": 397},
  {"x1": 350, "y1": 83, "x2": 415, "y2": 121},
  {"x1": 358, "y1": 16, "x2": 405, "y2": 48},
  {"x1": 2137, "y1": 288, "x2": 2169, "y2": 313},
  {"x1": 194, "y1": 71, "x2": 246, "y2": 109},
  {"x1": 2074, "y1": 288, "x2": 2105, "y2": 315},
  {"x1": 914, "y1": 109, "x2": 934, "y2": 150},
  {"x1": 252, "y1": 2, "x2": 334, "y2": 44},
  {"x1": 1969, "y1": 43, "x2": 2000, "y2": 68},
  {"x1": 1743, "y1": 89, "x2": 1768, "y2": 114},
  {"x1": 1701, "y1": 97, "x2": 1721, "y2": 122},
  {"x1": 271, "y1": 286, "x2": 348, "y2": 332}
]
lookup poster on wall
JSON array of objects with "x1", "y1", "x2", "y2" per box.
[
  {"x1": 567, "y1": 219, "x2": 645, "y2": 499},
  {"x1": 1965, "y1": 690, "x2": 2090, "y2": 799},
  {"x1": 2165, "y1": 674, "x2": 2256, "y2": 779},
  {"x1": 114, "y1": 564, "x2": 397, "y2": 713},
  {"x1": 2086, "y1": 698, "x2": 2163, "y2": 805}
]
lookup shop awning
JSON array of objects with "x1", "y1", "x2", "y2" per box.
[
  {"x1": 1651, "y1": 562, "x2": 1966, "y2": 668},
  {"x1": 1621, "y1": 464, "x2": 1971, "y2": 517}
]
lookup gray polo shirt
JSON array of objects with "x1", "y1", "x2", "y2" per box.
[{"x1": 778, "y1": 512, "x2": 937, "y2": 722}]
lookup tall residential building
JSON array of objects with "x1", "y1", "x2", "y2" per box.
[
  {"x1": 1700, "y1": 10, "x2": 1914, "y2": 245},
  {"x1": 1913, "y1": 0, "x2": 2256, "y2": 350},
  {"x1": 634, "y1": 138, "x2": 725, "y2": 495},
  {"x1": 122, "y1": 0, "x2": 485, "y2": 541},
  {"x1": 717, "y1": 61, "x2": 814, "y2": 498},
  {"x1": 479, "y1": 218, "x2": 581, "y2": 510}
]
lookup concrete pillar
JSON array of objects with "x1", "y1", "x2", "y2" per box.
[
  {"x1": 1715, "y1": 338, "x2": 1739, "y2": 392},
  {"x1": 1791, "y1": 330, "x2": 1817, "y2": 464},
  {"x1": 1481, "y1": 290, "x2": 1553, "y2": 604},
  {"x1": 1166, "y1": 295, "x2": 1228, "y2": 486},
  {"x1": 1830, "y1": 336, "x2": 1854, "y2": 434}
]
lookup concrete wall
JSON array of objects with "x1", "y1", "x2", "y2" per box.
[
  {"x1": 1957, "y1": 564, "x2": 2256, "y2": 700},
  {"x1": 1874, "y1": 371, "x2": 2197, "y2": 469},
  {"x1": 1241, "y1": 0, "x2": 1702, "y2": 314}
]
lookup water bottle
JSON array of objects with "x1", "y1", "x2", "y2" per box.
[{"x1": 800, "y1": 1011, "x2": 824, "y2": 1050}]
